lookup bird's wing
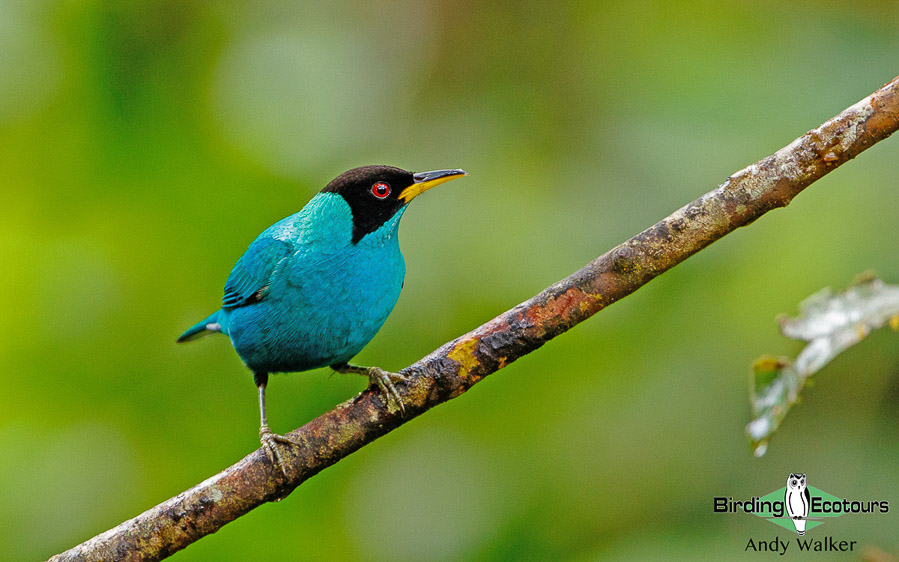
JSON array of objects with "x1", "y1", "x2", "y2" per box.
[{"x1": 222, "y1": 237, "x2": 293, "y2": 308}]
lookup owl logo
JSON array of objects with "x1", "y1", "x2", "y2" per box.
[{"x1": 785, "y1": 473, "x2": 811, "y2": 535}]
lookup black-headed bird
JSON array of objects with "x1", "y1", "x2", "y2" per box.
[{"x1": 178, "y1": 166, "x2": 467, "y2": 471}]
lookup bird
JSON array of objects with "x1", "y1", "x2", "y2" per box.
[
  {"x1": 785, "y1": 472, "x2": 810, "y2": 535},
  {"x1": 177, "y1": 165, "x2": 467, "y2": 472}
]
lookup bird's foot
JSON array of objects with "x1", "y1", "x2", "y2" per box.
[
  {"x1": 367, "y1": 366, "x2": 407, "y2": 414},
  {"x1": 259, "y1": 424, "x2": 296, "y2": 477},
  {"x1": 333, "y1": 363, "x2": 408, "y2": 413}
]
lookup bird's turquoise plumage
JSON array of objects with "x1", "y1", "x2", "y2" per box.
[
  {"x1": 177, "y1": 165, "x2": 466, "y2": 472},
  {"x1": 180, "y1": 192, "x2": 406, "y2": 373}
]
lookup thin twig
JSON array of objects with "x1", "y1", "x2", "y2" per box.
[{"x1": 51, "y1": 76, "x2": 899, "y2": 562}]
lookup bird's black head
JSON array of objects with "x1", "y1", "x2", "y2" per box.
[{"x1": 322, "y1": 165, "x2": 466, "y2": 243}]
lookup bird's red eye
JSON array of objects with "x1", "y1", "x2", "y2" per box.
[{"x1": 371, "y1": 182, "x2": 390, "y2": 198}]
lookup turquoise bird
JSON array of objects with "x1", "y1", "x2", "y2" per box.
[{"x1": 178, "y1": 165, "x2": 467, "y2": 470}]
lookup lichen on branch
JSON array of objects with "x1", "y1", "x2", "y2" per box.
[{"x1": 51, "y1": 75, "x2": 899, "y2": 562}]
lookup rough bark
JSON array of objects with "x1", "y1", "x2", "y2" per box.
[{"x1": 51, "y1": 76, "x2": 899, "y2": 562}]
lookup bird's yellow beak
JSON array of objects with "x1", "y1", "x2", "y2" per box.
[{"x1": 399, "y1": 169, "x2": 468, "y2": 203}]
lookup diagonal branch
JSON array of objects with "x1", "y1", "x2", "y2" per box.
[{"x1": 51, "y1": 76, "x2": 899, "y2": 562}]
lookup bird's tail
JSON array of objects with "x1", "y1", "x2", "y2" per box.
[{"x1": 177, "y1": 310, "x2": 226, "y2": 343}]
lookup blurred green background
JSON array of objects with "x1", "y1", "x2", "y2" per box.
[{"x1": 2, "y1": 1, "x2": 898, "y2": 560}]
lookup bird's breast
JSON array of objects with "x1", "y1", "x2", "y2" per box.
[{"x1": 228, "y1": 236, "x2": 406, "y2": 373}]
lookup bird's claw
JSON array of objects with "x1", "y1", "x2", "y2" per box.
[
  {"x1": 368, "y1": 367, "x2": 407, "y2": 414},
  {"x1": 259, "y1": 424, "x2": 295, "y2": 477},
  {"x1": 332, "y1": 363, "x2": 408, "y2": 414}
]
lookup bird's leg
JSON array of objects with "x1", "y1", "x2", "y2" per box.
[
  {"x1": 331, "y1": 363, "x2": 407, "y2": 414},
  {"x1": 254, "y1": 371, "x2": 296, "y2": 477}
]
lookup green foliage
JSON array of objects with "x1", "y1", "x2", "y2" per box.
[{"x1": 2, "y1": 2, "x2": 898, "y2": 560}]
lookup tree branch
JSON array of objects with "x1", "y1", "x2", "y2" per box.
[{"x1": 51, "y1": 76, "x2": 899, "y2": 562}]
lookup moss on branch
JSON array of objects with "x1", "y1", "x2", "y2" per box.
[{"x1": 52, "y1": 75, "x2": 899, "y2": 562}]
